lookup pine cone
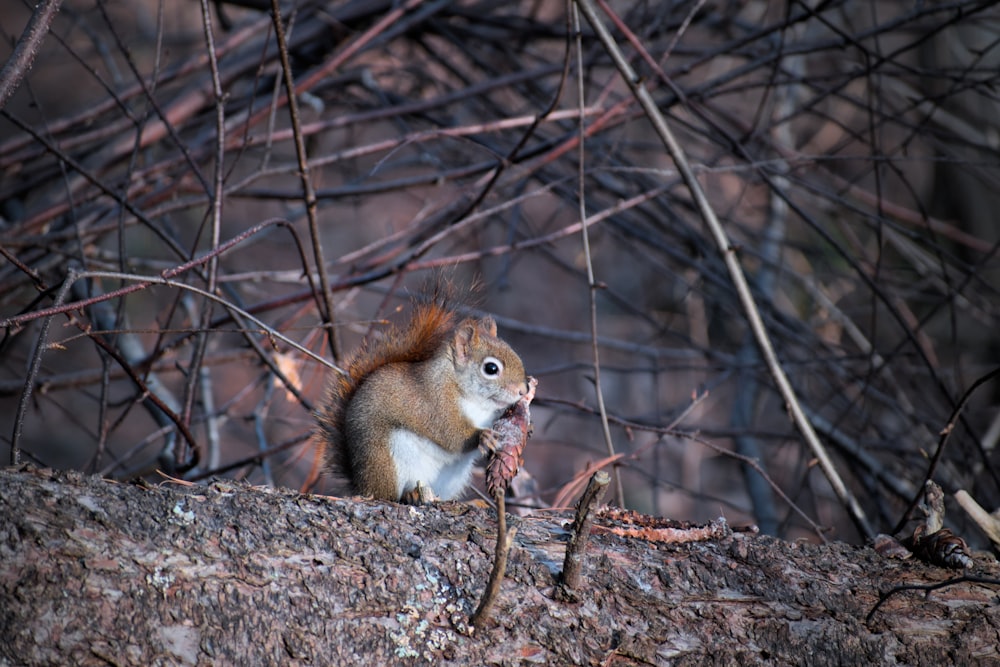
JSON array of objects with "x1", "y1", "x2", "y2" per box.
[{"x1": 484, "y1": 376, "x2": 537, "y2": 497}]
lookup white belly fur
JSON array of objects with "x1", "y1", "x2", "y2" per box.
[{"x1": 388, "y1": 429, "x2": 479, "y2": 500}]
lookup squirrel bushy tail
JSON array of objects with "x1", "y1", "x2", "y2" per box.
[{"x1": 314, "y1": 280, "x2": 468, "y2": 494}]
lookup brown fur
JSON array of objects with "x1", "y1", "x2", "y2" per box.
[{"x1": 314, "y1": 288, "x2": 459, "y2": 495}]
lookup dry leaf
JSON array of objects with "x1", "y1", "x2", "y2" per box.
[{"x1": 272, "y1": 351, "x2": 303, "y2": 401}]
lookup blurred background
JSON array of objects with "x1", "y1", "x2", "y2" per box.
[{"x1": 2, "y1": 0, "x2": 999, "y2": 545}]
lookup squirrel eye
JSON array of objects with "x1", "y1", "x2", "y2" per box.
[{"x1": 482, "y1": 357, "x2": 503, "y2": 377}]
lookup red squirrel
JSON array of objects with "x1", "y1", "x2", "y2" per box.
[{"x1": 315, "y1": 288, "x2": 529, "y2": 503}]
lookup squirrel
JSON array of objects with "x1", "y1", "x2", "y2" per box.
[{"x1": 315, "y1": 286, "x2": 529, "y2": 503}]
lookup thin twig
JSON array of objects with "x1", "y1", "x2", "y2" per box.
[
  {"x1": 9, "y1": 269, "x2": 76, "y2": 464},
  {"x1": 0, "y1": 0, "x2": 63, "y2": 110},
  {"x1": 178, "y1": 0, "x2": 228, "y2": 469},
  {"x1": 571, "y1": 2, "x2": 622, "y2": 508},
  {"x1": 866, "y1": 575, "x2": 1000, "y2": 625},
  {"x1": 471, "y1": 492, "x2": 516, "y2": 628},
  {"x1": 269, "y1": 0, "x2": 340, "y2": 361}
]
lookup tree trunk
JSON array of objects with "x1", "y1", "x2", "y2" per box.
[{"x1": 1, "y1": 466, "x2": 997, "y2": 666}]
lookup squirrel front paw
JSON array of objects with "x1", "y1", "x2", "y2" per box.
[{"x1": 478, "y1": 428, "x2": 500, "y2": 455}]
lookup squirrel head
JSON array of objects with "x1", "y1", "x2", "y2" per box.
[{"x1": 450, "y1": 316, "x2": 528, "y2": 429}]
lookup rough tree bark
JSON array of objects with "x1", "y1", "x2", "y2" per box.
[{"x1": 1, "y1": 466, "x2": 997, "y2": 666}]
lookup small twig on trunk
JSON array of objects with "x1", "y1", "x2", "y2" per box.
[{"x1": 558, "y1": 470, "x2": 610, "y2": 599}]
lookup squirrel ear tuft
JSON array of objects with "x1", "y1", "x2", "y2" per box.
[
  {"x1": 478, "y1": 316, "x2": 498, "y2": 338},
  {"x1": 453, "y1": 319, "x2": 479, "y2": 362},
  {"x1": 454, "y1": 317, "x2": 498, "y2": 361}
]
